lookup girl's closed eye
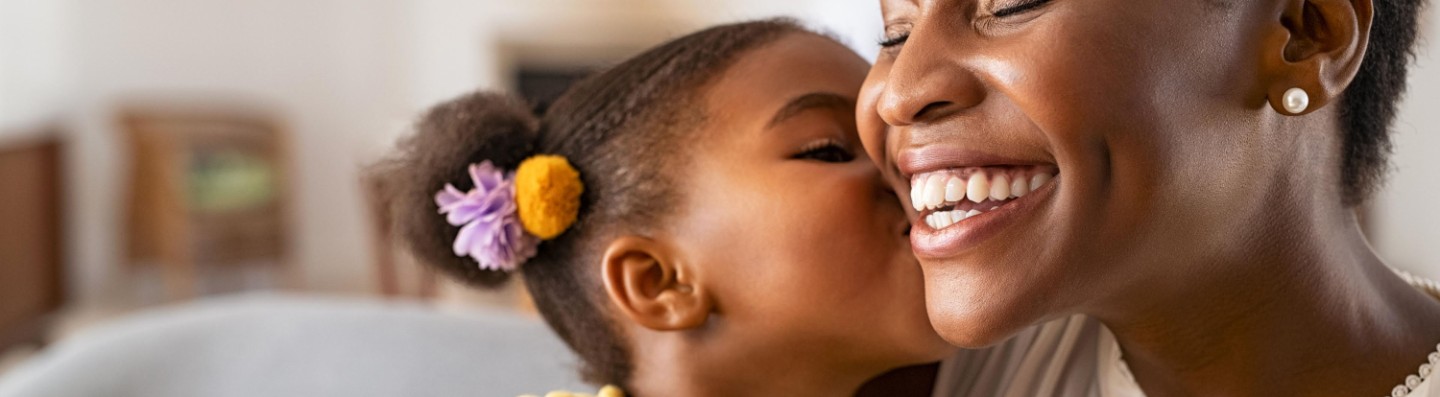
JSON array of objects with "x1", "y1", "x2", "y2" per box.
[
  {"x1": 794, "y1": 138, "x2": 856, "y2": 163},
  {"x1": 878, "y1": 32, "x2": 908, "y2": 49}
]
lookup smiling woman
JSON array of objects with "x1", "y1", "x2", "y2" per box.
[{"x1": 859, "y1": 0, "x2": 1438, "y2": 395}]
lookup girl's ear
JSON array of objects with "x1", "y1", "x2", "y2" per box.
[{"x1": 600, "y1": 236, "x2": 713, "y2": 331}]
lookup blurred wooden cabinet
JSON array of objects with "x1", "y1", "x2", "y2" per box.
[
  {"x1": 120, "y1": 107, "x2": 292, "y2": 298},
  {"x1": 0, "y1": 131, "x2": 66, "y2": 350},
  {"x1": 363, "y1": 173, "x2": 439, "y2": 298}
]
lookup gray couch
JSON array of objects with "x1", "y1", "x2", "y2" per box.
[{"x1": 0, "y1": 294, "x2": 587, "y2": 397}]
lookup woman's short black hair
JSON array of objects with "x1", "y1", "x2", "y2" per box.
[{"x1": 1337, "y1": 0, "x2": 1428, "y2": 206}]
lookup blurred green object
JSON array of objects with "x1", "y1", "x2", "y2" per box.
[{"x1": 187, "y1": 149, "x2": 276, "y2": 213}]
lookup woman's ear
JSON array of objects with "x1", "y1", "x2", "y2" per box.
[
  {"x1": 1264, "y1": 0, "x2": 1373, "y2": 115},
  {"x1": 600, "y1": 236, "x2": 712, "y2": 331}
]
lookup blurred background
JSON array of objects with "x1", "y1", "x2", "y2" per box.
[{"x1": 0, "y1": 0, "x2": 1435, "y2": 395}]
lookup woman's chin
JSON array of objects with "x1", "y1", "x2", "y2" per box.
[
  {"x1": 932, "y1": 316, "x2": 1034, "y2": 348},
  {"x1": 925, "y1": 289, "x2": 1044, "y2": 348},
  {"x1": 932, "y1": 324, "x2": 1014, "y2": 349}
]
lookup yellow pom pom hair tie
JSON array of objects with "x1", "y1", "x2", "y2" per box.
[
  {"x1": 435, "y1": 155, "x2": 581, "y2": 272},
  {"x1": 514, "y1": 155, "x2": 584, "y2": 240}
]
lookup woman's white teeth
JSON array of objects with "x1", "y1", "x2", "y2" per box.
[
  {"x1": 1010, "y1": 176, "x2": 1029, "y2": 197},
  {"x1": 925, "y1": 208, "x2": 989, "y2": 230},
  {"x1": 909, "y1": 168, "x2": 1060, "y2": 228},
  {"x1": 923, "y1": 174, "x2": 946, "y2": 210},
  {"x1": 990, "y1": 174, "x2": 1010, "y2": 201},
  {"x1": 945, "y1": 177, "x2": 966, "y2": 202},
  {"x1": 910, "y1": 175, "x2": 925, "y2": 211},
  {"x1": 1029, "y1": 173, "x2": 1051, "y2": 191},
  {"x1": 966, "y1": 172, "x2": 990, "y2": 204}
]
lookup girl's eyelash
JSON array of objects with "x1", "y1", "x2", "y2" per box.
[
  {"x1": 799, "y1": 138, "x2": 844, "y2": 153},
  {"x1": 795, "y1": 138, "x2": 855, "y2": 163},
  {"x1": 878, "y1": 33, "x2": 909, "y2": 49}
]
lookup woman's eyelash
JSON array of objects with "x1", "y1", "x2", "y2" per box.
[
  {"x1": 880, "y1": 0, "x2": 1050, "y2": 48},
  {"x1": 993, "y1": 0, "x2": 1053, "y2": 18}
]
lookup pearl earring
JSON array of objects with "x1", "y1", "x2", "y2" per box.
[{"x1": 1282, "y1": 87, "x2": 1310, "y2": 114}]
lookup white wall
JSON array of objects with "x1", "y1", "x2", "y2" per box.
[
  {"x1": 1373, "y1": 6, "x2": 1440, "y2": 277},
  {"x1": 0, "y1": 0, "x2": 75, "y2": 137}
]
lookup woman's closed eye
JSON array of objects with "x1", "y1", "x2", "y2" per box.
[
  {"x1": 794, "y1": 138, "x2": 856, "y2": 163},
  {"x1": 880, "y1": 0, "x2": 1054, "y2": 50},
  {"x1": 992, "y1": 0, "x2": 1053, "y2": 18}
]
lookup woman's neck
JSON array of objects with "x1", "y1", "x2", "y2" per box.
[
  {"x1": 1097, "y1": 206, "x2": 1440, "y2": 396},
  {"x1": 626, "y1": 330, "x2": 888, "y2": 397}
]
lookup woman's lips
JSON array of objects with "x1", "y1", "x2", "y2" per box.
[
  {"x1": 908, "y1": 170, "x2": 1059, "y2": 258},
  {"x1": 895, "y1": 146, "x2": 1060, "y2": 257},
  {"x1": 897, "y1": 146, "x2": 1055, "y2": 180}
]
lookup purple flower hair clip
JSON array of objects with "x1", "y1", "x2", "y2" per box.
[{"x1": 434, "y1": 161, "x2": 538, "y2": 271}]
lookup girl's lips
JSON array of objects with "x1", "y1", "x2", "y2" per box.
[{"x1": 910, "y1": 174, "x2": 1059, "y2": 259}]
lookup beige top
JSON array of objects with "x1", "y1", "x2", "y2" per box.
[
  {"x1": 934, "y1": 269, "x2": 1440, "y2": 397},
  {"x1": 932, "y1": 314, "x2": 1104, "y2": 396}
]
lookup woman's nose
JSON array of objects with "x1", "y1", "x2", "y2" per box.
[{"x1": 874, "y1": 31, "x2": 988, "y2": 127}]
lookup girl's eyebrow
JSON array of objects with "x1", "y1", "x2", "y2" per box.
[{"x1": 766, "y1": 92, "x2": 855, "y2": 128}]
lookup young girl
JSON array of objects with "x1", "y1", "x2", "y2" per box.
[{"x1": 373, "y1": 19, "x2": 957, "y2": 396}]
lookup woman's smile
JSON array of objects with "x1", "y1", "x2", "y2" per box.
[
  {"x1": 906, "y1": 165, "x2": 1059, "y2": 258},
  {"x1": 896, "y1": 145, "x2": 1061, "y2": 258}
]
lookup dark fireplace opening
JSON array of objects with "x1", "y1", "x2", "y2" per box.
[{"x1": 516, "y1": 67, "x2": 597, "y2": 116}]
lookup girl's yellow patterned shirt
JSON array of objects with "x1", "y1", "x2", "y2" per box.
[{"x1": 517, "y1": 384, "x2": 624, "y2": 397}]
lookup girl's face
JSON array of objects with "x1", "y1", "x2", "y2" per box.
[
  {"x1": 859, "y1": 0, "x2": 1307, "y2": 345},
  {"x1": 670, "y1": 32, "x2": 954, "y2": 368}
]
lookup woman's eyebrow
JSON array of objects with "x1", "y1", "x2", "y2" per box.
[{"x1": 766, "y1": 92, "x2": 855, "y2": 128}]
